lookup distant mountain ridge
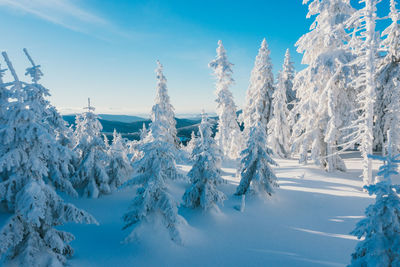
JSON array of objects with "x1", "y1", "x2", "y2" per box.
[
  {"x1": 62, "y1": 114, "x2": 202, "y2": 142},
  {"x1": 62, "y1": 110, "x2": 241, "y2": 142}
]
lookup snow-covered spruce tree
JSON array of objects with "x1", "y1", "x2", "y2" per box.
[
  {"x1": 107, "y1": 129, "x2": 133, "y2": 190},
  {"x1": 185, "y1": 131, "x2": 197, "y2": 155},
  {"x1": 235, "y1": 121, "x2": 278, "y2": 197},
  {"x1": 127, "y1": 124, "x2": 148, "y2": 163},
  {"x1": 0, "y1": 52, "x2": 77, "y2": 210},
  {"x1": 140, "y1": 122, "x2": 148, "y2": 141},
  {"x1": 346, "y1": 0, "x2": 380, "y2": 185},
  {"x1": 72, "y1": 98, "x2": 111, "y2": 198},
  {"x1": 268, "y1": 52, "x2": 292, "y2": 158},
  {"x1": 349, "y1": 132, "x2": 400, "y2": 266},
  {"x1": 183, "y1": 113, "x2": 225, "y2": 210},
  {"x1": 152, "y1": 61, "x2": 178, "y2": 146},
  {"x1": 22, "y1": 49, "x2": 77, "y2": 196},
  {"x1": 0, "y1": 52, "x2": 97, "y2": 266},
  {"x1": 241, "y1": 38, "x2": 274, "y2": 136},
  {"x1": 209, "y1": 40, "x2": 243, "y2": 158},
  {"x1": 373, "y1": 0, "x2": 400, "y2": 155},
  {"x1": 0, "y1": 179, "x2": 98, "y2": 266},
  {"x1": 291, "y1": 0, "x2": 355, "y2": 172},
  {"x1": 281, "y1": 49, "x2": 296, "y2": 110},
  {"x1": 122, "y1": 70, "x2": 185, "y2": 244}
]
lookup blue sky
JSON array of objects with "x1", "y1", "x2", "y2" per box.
[{"x1": 0, "y1": 0, "x2": 393, "y2": 115}]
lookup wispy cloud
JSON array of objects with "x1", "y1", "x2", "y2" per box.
[{"x1": 0, "y1": 0, "x2": 127, "y2": 39}]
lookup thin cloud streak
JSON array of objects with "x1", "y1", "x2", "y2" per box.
[{"x1": 0, "y1": 0, "x2": 130, "y2": 40}]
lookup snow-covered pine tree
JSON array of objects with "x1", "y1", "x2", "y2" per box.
[
  {"x1": 0, "y1": 179, "x2": 98, "y2": 266},
  {"x1": 0, "y1": 52, "x2": 97, "y2": 267},
  {"x1": 185, "y1": 131, "x2": 197, "y2": 155},
  {"x1": 268, "y1": 51, "x2": 292, "y2": 158},
  {"x1": 127, "y1": 123, "x2": 148, "y2": 163},
  {"x1": 72, "y1": 98, "x2": 111, "y2": 198},
  {"x1": 346, "y1": 0, "x2": 380, "y2": 185},
  {"x1": 122, "y1": 65, "x2": 185, "y2": 243},
  {"x1": 0, "y1": 52, "x2": 77, "y2": 209},
  {"x1": 140, "y1": 122, "x2": 148, "y2": 141},
  {"x1": 107, "y1": 129, "x2": 133, "y2": 190},
  {"x1": 281, "y1": 49, "x2": 296, "y2": 110},
  {"x1": 209, "y1": 40, "x2": 243, "y2": 158},
  {"x1": 235, "y1": 121, "x2": 278, "y2": 197},
  {"x1": 152, "y1": 61, "x2": 178, "y2": 146},
  {"x1": 373, "y1": 0, "x2": 400, "y2": 155},
  {"x1": 291, "y1": 0, "x2": 355, "y2": 172},
  {"x1": 22, "y1": 49, "x2": 77, "y2": 196},
  {"x1": 241, "y1": 38, "x2": 274, "y2": 136},
  {"x1": 349, "y1": 131, "x2": 400, "y2": 266},
  {"x1": 182, "y1": 113, "x2": 225, "y2": 210}
]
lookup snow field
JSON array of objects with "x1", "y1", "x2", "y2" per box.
[{"x1": 61, "y1": 153, "x2": 385, "y2": 267}]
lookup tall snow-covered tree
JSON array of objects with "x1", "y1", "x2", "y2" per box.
[
  {"x1": 0, "y1": 52, "x2": 77, "y2": 210},
  {"x1": 107, "y1": 129, "x2": 133, "y2": 190},
  {"x1": 183, "y1": 113, "x2": 225, "y2": 210},
  {"x1": 350, "y1": 132, "x2": 400, "y2": 266},
  {"x1": 22, "y1": 49, "x2": 77, "y2": 196},
  {"x1": 209, "y1": 40, "x2": 243, "y2": 158},
  {"x1": 235, "y1": 121, "x2": 278, "y2": 197},
  {"x1": 151, "y1": 61, "x2": 178, "y2": 146},
  {"x1": 373, "y1": 0, "x2": 400, "y2": 155},
  {"x1": 0, "y1": 52, "x2": 97, "y2": 267},
  {"x1": 72, "y1": 98, "x2": 111, "y2": 198},
  {"x1": 291, "y1": 0, "x2": 355, "y2": 172},
  {"x1": 241, "y1": 38, "x2": 274, "y2": 136},
  {"x1": 346, "y1": 0, "x2": 380, "y2": 185},
  {"x1": 268, "y1": 51, "x2": 292, "y2": 158},
  {"x1": 122, "y1": 70, "x2": 185, "y2": 244},
  {"x1": 281, "y1": 49, "x2": 296, "y2": 110}
]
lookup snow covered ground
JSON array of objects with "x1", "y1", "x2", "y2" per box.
[{"x1": 59, "y1": 152, "x2": 394, "y2": 267}]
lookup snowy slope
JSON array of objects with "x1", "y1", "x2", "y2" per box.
[{"x1": 58, "y1": 152, "x2": 392, "y2": 267}]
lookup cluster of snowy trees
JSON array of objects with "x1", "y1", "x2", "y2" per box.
[
  {"x1": 294, "y1": 1, "x2": 400, "y2": 263},
  {"x1": 292, "y1": 0, "x2": 400, "y2": 187},
  {"x1": 0, "y1": 39, "x2": 282, "y2": 264},
  {"x1": 0, "y1": 51, "x2": 133, "y2": 266},
  {"x1": 0, "y1": 51, "x2": 99, "y2": 266},
  {"x1": 1, "y1": 0, "x2": 400, "y2": 265}
]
